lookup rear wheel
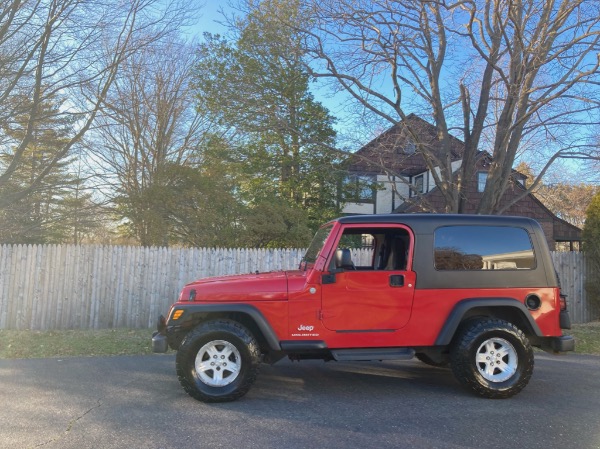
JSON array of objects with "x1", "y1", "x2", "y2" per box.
[
  {"x1": 176, "y1": 320, "x2": 260, "y2": 402},
  {"x1": 450, "y1": 318, "x2": 534, "y2": 399}
]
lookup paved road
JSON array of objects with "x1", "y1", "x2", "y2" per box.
[{"x1": 0, "y1": 353, "x2": 599, "y2": 449}]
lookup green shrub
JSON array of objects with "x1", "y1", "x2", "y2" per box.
[{"x1": 583, "y1": 191, "x2": 600, "y2": 317}]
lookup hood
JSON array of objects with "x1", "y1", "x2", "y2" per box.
[{"x1": 180, "y1": 271, "x2": 289, "y2": 303}]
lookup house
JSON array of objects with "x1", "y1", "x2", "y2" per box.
[{"x1": 342, "y1": 114, "x2": 582, "y2": 250}]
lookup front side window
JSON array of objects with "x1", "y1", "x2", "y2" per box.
[
  {"x1": 434, "y1": 226, "x2": 535, "y2": 271},
  {"x1": 332, "y1": 226, "x2": 411, "y2": 271}
]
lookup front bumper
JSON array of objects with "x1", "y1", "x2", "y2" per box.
[
  {"x1": 152, "y1": 331, "x2": 168, "y2": 353},
  {"x1": 151, "y1": 315, "x2": 169, "y2": 353}
]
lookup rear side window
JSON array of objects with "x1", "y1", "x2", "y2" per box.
[{"x1": 434, "y1": 226, "x2": 535, "y2": 271}]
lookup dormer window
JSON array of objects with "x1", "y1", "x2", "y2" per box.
[
  {"x1": 478, "y1": 172, "x2": 488, "y2": 193},
  {"x1": 411, "y1": 174, "x2": 425, "y2": 197}
]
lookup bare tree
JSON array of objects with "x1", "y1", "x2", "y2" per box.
[
  {"x1": 276, "y1": 0, "x2": 600, "y2": 213},
  {"x1": 90, "y1": 38, "x2": 215, "y2": 246},
  {"x1": 0, "y1": 0, "x2": 190, "y2": 209}
]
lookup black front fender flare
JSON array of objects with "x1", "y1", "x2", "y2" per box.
[
  {"x1": 168, "y1": 303, "x2": 282, "y2": 351},
  {"x1": 434, "y1": 298, "x2": 542, "y2": 346}
]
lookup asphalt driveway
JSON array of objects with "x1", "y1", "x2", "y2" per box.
[{"x1": 1, "y1": 353, "x2": 599, "y2": 449}]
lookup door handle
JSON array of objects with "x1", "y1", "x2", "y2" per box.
[{"x1": 389, "y1": 274, "x2": 404, "y2": 287}]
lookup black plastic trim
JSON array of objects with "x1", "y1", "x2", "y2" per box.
[
  {"x1": 335, "y1": 329, "x2": 395, "y2": 334},
  {"x1": 156, "y1": 314, "x2": 166, "y2": 333},
  {"x1": 322, "y1": 274, "x2": 336, "y2": 284},
  {"x1": 560, "y1": 310, "x2": 572, "y2": 330},
  {"x1": 280, "y1": 340, "x2": 327, "y2": 351},
  {"x1": 435, "y1": 298, "x2": 542, "y2": 345},
  {"x1": 544, "y1": 335, "x2": 575, "y2": 352},
  {"x1": 525, "y1": 294, "x2": 541, "y2": 311},
  {"x1": 151, "y1": 333, "x2": 168, "y2": 353},
  {"x1": 331, "y1": 347, "x2": 415, "y2": 361},
  {"x1": 168, "y1": 303, "x2": 282, "y2": 351}
]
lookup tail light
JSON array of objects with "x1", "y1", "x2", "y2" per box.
[{"x1": 559, "y1": 293, "x2": 568, "y2": 311}]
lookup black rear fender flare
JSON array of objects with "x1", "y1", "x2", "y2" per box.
[{"x1": 435, "y1": 298, "x2": 542, "y2": 346}]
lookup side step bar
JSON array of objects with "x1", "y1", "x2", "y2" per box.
[{"x1": 331, "y1": 348, "x2": 415, "y2": 362}]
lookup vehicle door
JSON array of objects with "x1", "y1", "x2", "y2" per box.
[{"x1": 320, "y1": 224, "x2": 416, "y2": 332}]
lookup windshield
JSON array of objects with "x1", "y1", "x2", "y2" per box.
[{"x1": 302, "y1": 224, "x2": 334, "y2": 268}]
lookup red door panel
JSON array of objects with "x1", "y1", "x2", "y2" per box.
[{"x1": 321, "y1": 270, "x2": 416, "y2": 331}]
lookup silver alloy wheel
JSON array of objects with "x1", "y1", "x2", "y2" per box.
[
  {"x1": 195, "y1": 340, "x2": 242, "y2": 387},
  {"x1": 475, "y1": 337, "x2": 518, "y2": 383}
]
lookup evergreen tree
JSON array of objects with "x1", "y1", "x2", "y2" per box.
[
  {"x1": 194, "y1": 0, "x2": 344, "y2": 246},
  {"x1": 0, "y1": 95, "x2": 99, "y2": 243}
]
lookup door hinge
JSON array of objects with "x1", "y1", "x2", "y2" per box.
[{"x1": 322, "y1": 273, "x2": 336, "y2": 284}]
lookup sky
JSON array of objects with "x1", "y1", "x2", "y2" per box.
[
  {"x1": 188, "y1": 2, "x2": 228, "y2": 37},
  {"x1": 184, "y1": 3, "x2": 598, "y2": 183}
]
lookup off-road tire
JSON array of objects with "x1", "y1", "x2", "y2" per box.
[
  {"x1": 176, "y1": 320, "x2": 260, "y2": 403},
  {"x1": 450, "y1": 318, "x2": 534, "y2": 399}
]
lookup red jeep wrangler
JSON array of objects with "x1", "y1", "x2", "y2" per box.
[{"x1": 152, "y1": 214, "x2": 574, "y2": 402}]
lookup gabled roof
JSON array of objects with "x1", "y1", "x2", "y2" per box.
[
  {"x1": 349, "y1": 113, "x2": 528, "y2": 183},
  {"x1": 346, "y1": 114, "x2": 581, "y2": 243},
  {"x1": 347, "y1": 114, "x2": 465, "y2": 176}
]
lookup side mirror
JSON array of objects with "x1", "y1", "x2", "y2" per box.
[{"x1": 335, "y1": 248, "x2": 353, "y2": 269}]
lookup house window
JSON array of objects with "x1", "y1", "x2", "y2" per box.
[
  {"x1": 477, "y1": 172, "x2": 488, "y2": 193},
  {"x1": 344, "y1": 174, "x2": 375, "y2": 203},
  {"x1": 411, "y1": 174, "x2": 425, "y2": 197}
]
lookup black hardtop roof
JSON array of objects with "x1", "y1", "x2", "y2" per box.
[
  {"x1": 333, "y1": 214, "x2": 541, "y2": 234},
  {"x1": 330, "y1": 214, "x2": 555, "y2": 289}
]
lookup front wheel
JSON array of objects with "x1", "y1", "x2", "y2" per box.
[
  {"x1": 450, "y1": 319, "x2": 534, "y2": 399},
  {"x1": 176, "y1": 320, "x2": 260, "y2": 402}
]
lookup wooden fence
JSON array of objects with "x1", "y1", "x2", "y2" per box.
[
  {"x1": 551, "y1": 252, "x2": 598, "y2": 324},
  {"x1": 0, "y1": 245, "x2": 304, "y2": 330},
  {"x1": 0, "y1": 244, "x2": 597, "y2": 330}
]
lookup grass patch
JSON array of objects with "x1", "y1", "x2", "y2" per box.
[
  {"x1": 0, "y1": 323, "x2": 599, "y2": 359},
  {"x1": 566, "y1": 322, "x2": 600, "y2": 356},
  {"x1": 0, "y1": 328, "x2": 153, "y2": 359}
]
